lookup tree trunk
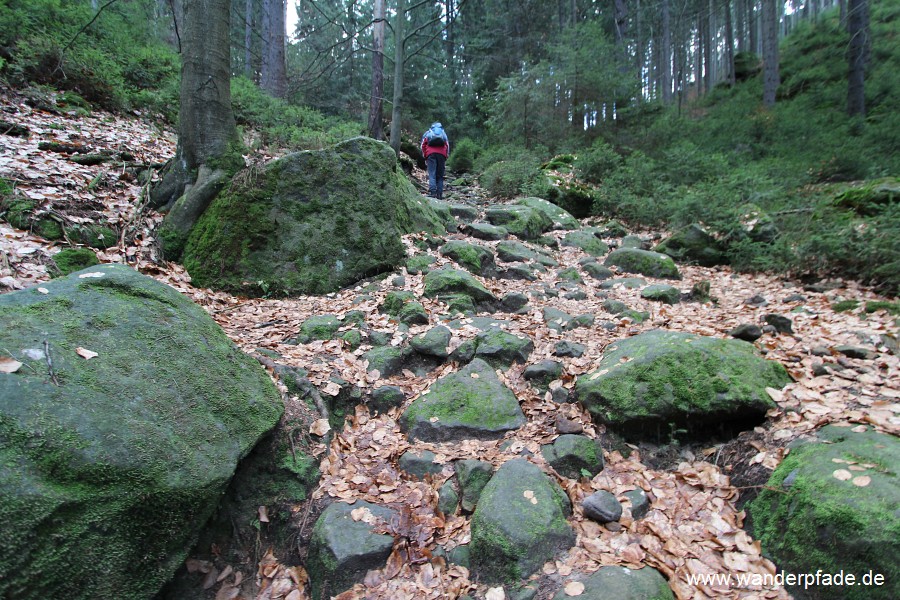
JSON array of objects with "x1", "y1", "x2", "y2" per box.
[
  {"x1": 846, "y1": 0, "x2": 869, "y2": 116},
  {"x1": 725, "y1": 0, "x2": 736, "y2": 85},
  {"x1": 662, "y1": 0, "x2": 672, "y2": 104},
  {"x1": 368, "y1": 0, "x2": 386, "y2": 139},
  {"x1": 748, "y1": 0, "x2": 757, "y2": 55},
  {"x1": 636, "y1": 0, "x2": 643, "y2": 102},
  {"x1": 735, "y1": 0, "x2": 745, "y2": 52},
  {"x1": 244, "y1": 0, "x2": 254, "y2": 78},
  {"x1": 260, "y1": 0, "x2": 287, "y2": 98},
  {"x1": 761, "y1": 0, "x2": 779, "y2": 107},
  {"x1": 150, "y1": 0, "x2": 241, "y2": 259},
  {"x1": 389, "y1": 0, "x2": 406, "y2": 155}
]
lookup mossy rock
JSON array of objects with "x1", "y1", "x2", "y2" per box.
[
  {"x1": 653, "y1": 223, "x2": 727, "y2": 267},
  {"x1": 381, "y1": 290, "x2": 416, "y2": 315},
  {"x1": 69, "y1": 224, "x2": 119, "y2": 249},
  {"x1": 599, "y1": 277, "x2": 647, "y2": 290},
  {"x1": 599, "y1": 220, "x2": 629, "y2": 238},
  {"x1": 514, "y1": 197, "x2": 579, "y2": 230},
  {"x1": 575, "y1": 330, "x2": 790, "y2": 440},
  {"x1": 362, "y1": 345, "x2": 411, "y2": 377},
  {"x1": 401, "y1": 359, "x2": 525, "y2": 442},
  {"x1": 619, "y1": 235, "x2": 644, "y2": 249},
  {"x1": 455, "y1": 459, "x2": 494, "y2": 512},
  {"x1": 470, "y1": 458, "x2": 575, "y2": 584},
  {"x1": 0, "y1": 264, "x2": 283, "y2": 599},
  {"x1": 423, "y1": 269, "x2": 497, "y2": 310},
  {"x1": 397, "y1": 301, "x2": 429, "y2": 326},
  {"x1": 449, "y1": 203, "x2": 479, "y2": 222},
  {"x1": 583, "y1": 262, "x2": 614, "y2": 280},
  {"x1": 299, "y1": 314, "x2": 342, "y2": 342},
  {"x1": 561, "y1": 229, "x2": 609, "y2": 257},
  {"x1": 51, "y1": 248, "x2": 99, "y2": 276},
  {"x1": 604, "y1": 248, "x2": 681, "y2": 280},
  {"x1": 484, "y1": 206, "x2": 552, "y2": 240},
  {"x1": 470, "y1": 328, "x2": 534, "y2": 368},
  {"x1": 541, "y1": 434, "x2": 604, "y2": 480},
  {"x1": 551, "y1": 566, "x2": 674, "y2": 600},
  {"x1": 411, "y1": 325, "x2": 451, "y2": 358},
  {"x1": 640, "y1": 284, "x2": 681, "y2": 305},
  {"x1": 749, "y1": 425, "x2": 899, "y2": 600},
  {"x1": 440, "y1": 240, "x2": 497, "y2": 277},
  {"x1": 496, "y1": 240, "x2": 557, "y2": 266},
  {"x1": 464, "y1": 222, "x2": 508, "y2": 241},
  {"x1": 737, "y1": 203, "x2": 778, "y2": 244},
  {"x1": 182, "y1": 137, "x2": 445, "y2": 296},
  {"x1": 406, "y1": 254, "x2": 436, "y2": 275},
  {"x1": 428, "y1": 198, "x2": 457, "y2": 231},
  {"x1": 307, "y1": 501, "x2": 398, "y2": 599}
]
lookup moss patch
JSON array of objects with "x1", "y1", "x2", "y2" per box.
[{"x1": 51, "y1": 248, "x2": 99, "y2": 276}]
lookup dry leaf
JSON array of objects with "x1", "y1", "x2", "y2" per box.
[
  {"x1": 485, "y1": 587, "x2": 505, "y2": 600},
  {"x1": 78, "y1": 272, "x2": 105, "y2": 279},
  {"x1": 833, "y1": 469, "x2": 852, "y2": 481},
  {"x1": 258, "y1": 505, "x2": 269, "y2": 523},
  {"x1": 852, "y1": 475, "x2": 871, "y2": 487},
  {"x1": 37, "y1": 287, "x2": 49, "y2": 294},
  {"x1": 76, "y1": 347, "x2": 99, "y2": 360},
  {"x1": 310, "y1": 419, "x2": 331, "y2": 437},
  {"x1": 0, "y1": 357, "x2": 23, "y2": 374},
  {"x1": 564, "y1": 581, "x2": 585, "y2": 596}
]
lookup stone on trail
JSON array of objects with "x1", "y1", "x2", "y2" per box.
[
  {"x1": 623, "y1": 489, "x2": 651, "y2": 520},
  {"x1": 653, "y1": 223, "x2": 727, "y2": 267},
  {"x1": 470, "y1": 459, "x2": 575, "y2": 583},
  {"x1": 484, "y1": 205, "x2": 553, "y2": 240},
  {"x1": 307, "y1": 501, "x2": 398, "y2": 599},
  {"x1": 464, "y1": 222, "x2": 508, "y2": 241},
  {"x1": 749, "y1": 425, "x2": 900, "y2": 600},
  {"x1": 728, "y1": 323, "x2": 763, "y2": 342},
  {"x1": 298, "y1": 314, "x2": 342, "y2": 342},
  {"x1": 514, "y1": 197, "x2": 580, "y2": 230},
  {"x1": 470, "y1": 328, "x2": 534, "y2": 368},
  {"x1": 181, "y1": 137, "x2": 446, "y2": 296},
  {"x1": 599, "y1": 277, "x2": 647, "y2": 290},
  {"x1": 640, "y1": 283, "x2": 681, "y2": 304},
  {"x1": 410, "y1": 325, "x2": 452, "y2": 358},
  {"x1": 619, "y1": 234, "x2": 644, "y2": 249},
  {"x1": 455, "y1": 459, "x2": 494, "y2": 512},
  {"x1": 401, "y1": 358, "x2": 525, "y2": 442},
  {"x1": 496, "y1": 239, "x2": 557, "y2": 266},
  {"x1": 540, "y1": 434, "x2": 605, "y2": 479},
  {"x1": 399, "y1": 450, "x2": 444, "y2": 479},
  {"x1": 551, "y1": 566, "x2": 674, "y2": 600},
  {"x1": 423, "y1": 268, "x2": 498, "y2": 310},
  {"x1": 440, "y1": 240, "x2": 498, "y2": 277},
  {"x1": 581, "y1": 491, "x2": 623, "y2": 524},
  {"x1": 0, "y1": 264, "x2": 284, "y2": 599},
  {"x1": 604, "y1": 248, "x2": 681, "y2": 280},
  {"x1": 575, "y1": 330, "x2": 791, "y2": 440},
  {"x1": 561, "y1": 229, "x2": 609, "y2": 257}
]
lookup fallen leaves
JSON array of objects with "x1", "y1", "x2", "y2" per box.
[
  {"x1": 0, "y1": 357, "x2": 23, "y2": 373},
  {"x1": 563, "y1": 581, "x2": 585, "y2": 596},
  {"x1": 75, "y1": 347, "x2": 99, "y2": 360},
  {"x1": 309, "y1": 419, "x2": 330, "y2": 437}
]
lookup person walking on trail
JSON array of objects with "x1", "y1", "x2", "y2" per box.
[{"x1": 421, "y1": 122, "x2": 449, "y2": 200}]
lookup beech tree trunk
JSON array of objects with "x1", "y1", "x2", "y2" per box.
[
  {"x1": 260, "y1": 0, "x2": 287, "y2": 98},
  {"x1": 368, "y1": 0, "x2": 386, "y2": 139},
  {"x1": 846, "y1": 0, "x2": 869, "y2": 116},
  {"x1": 761, "y1": 0, "x2": 779, "y2": 107}
]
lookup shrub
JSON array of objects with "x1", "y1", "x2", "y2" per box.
[
  {"x1": 448, "y1": 138, "x2": 478, "y2": 173},
  {"x1": 574, "y1": 140, "x2": 622, "y2": 183},
  {"x1": 479, "y1": 158, "x2": 545, "y2": 199}
]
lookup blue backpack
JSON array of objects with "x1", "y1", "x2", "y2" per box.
[{"x1": 425, "y1": 124, "x2": 447, "y2": 147}]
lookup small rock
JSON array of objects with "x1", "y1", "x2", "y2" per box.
[
  {"x1": 745, "y1": 294, "x2": 768, "y2": 307},
  {"x1": 640, "y1": 284, "x2": 680, "y2": 304},
  {"x1": 555, "y1": 415, "x2": 584, "y2": 434},
  {"x1": 455, "y1": 460, "x2": 494, "y2": 512},
  {"x1": 524, "y1": 360, "x2": 563, "y2": 383},
  {"x1": 836, "y1": 345, "x2": 876, "y2": 360},
  {"x1": 392, "y1": 276, "x2": 406, "y2": 287},
  {"x1": 438, "y1": 481, "x2": 459, "y2": 515},
  {"x1": 729, "y1": 323, "x2": 763, "y2": 342},
  {"x1": 785, "y1": 293, "x2": 807, "y2": 303},
  {"x1": 369, "y1": 385, "x2": 405, "y2": 413},
  {"x1": 623, "y1": 489, "x2": 650, "y2": 520},
  {"x1": 399, "y1": 450, "x2": 443, "y2": 479},
  {"x1": 553, "y1": 341, "x2": 585, "y2": 358},
  {"x1": 541, "y1": 434, "x2": 604, "y2": 479},
  {"x1": 551, "y1": 386, "x2": 571, "y2": 403},
  {"x1": 582, "y1": 491, "x2": 622, "y2": 523},
  {"x1": 500, "y1": 292, "x2": 529, "y2": 312},
  {"x1": 810, "y1": 345, "x2": 831, "y2": 357},
  {"x1": 411, "y1": 325, "x2": 452, "y2": 358},
  {"x1": 563, "y1": 290, "x2": 587, "y2": 301},
  {"x1": 811, "y1": 363, "x2": 830, "y2": 377},
  {"x1": 765, "y1": 314, "x2": 794, "y2": 334}
]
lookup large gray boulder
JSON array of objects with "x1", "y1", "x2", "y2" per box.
[
  {"x1": 471, "y1": 459, "x2": 575, "y2": 583},
  {"x1": 0, "y1": 264, "x2": 283, "y2": 599},
  {"x1": 749, "y1": 425, "x2": 900, "y2": 600},
  {"x1": 307, "y1": 501, "x2": 398, "y2": 599},
  {"x1": 485, "y1": 205, "x2": 553, "y2": 240},
  {"x1": 401, "y1": 359, "x2": 525, "y2": 442},
  {"x1": 575, "y1": 330, "x2": 790, "y2": 439},
  {"x1": 181, "y1": 137, "x2": 445, "y2": 296}
]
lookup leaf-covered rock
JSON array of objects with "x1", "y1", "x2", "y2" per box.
[
  {"x1": 0, "y1": 264, "x2": 283, "y2": 599},
  {"x1": 182, "y1": 137, "x2": 445, "y2": 296}
]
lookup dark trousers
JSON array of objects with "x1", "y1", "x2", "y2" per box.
[{"x1": 426, "y1": 154, "x2": 446, "y2": 200}]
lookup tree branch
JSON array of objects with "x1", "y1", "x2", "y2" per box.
[{"x1": 63, "y1": 0, "x2": 122, "y2": 53}]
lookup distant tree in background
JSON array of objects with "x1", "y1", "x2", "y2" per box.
[
  {"x1": 846, "y1": 0, "x2": 869, "y2": 116},
  {"x1": 261, "y1": 0, "x2": 287, "y2": 97}
]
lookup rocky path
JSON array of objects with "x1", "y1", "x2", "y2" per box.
[{"x1": 1, "y1": 93, "x2": 898, "y2": 600}]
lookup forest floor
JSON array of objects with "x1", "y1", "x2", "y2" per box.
[{"x1": 1, "y1": 90, "x2": 899, "y2": 600}]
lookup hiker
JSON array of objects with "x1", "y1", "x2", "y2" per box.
[{"x1": 421, "y1": 122, "x2": 449, "y2": 200}]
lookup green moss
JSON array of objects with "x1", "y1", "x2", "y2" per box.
[
  {"x1": 441, "y1": 241, "x2": 494, "y2": 275},
  {"x1": 406, "y1": 254, "x2": 436, "y2": 274},
  {"x1": 381, "y1": 291, "x2": 416, "y2": 315},
  {"x1": 52, "y1": 248, "x2": 99, "y2": 276},
  {"x1": 299, "y1": 314, "x2": 342, "y2": 341},
  {"x1": 864, "y1": 300, "x2": 900, "y2": 315},
  {"x1": 557, "y1": 267, "x2": 582, "y2": 282},
  {"x1": 832, "y1": 299, "x2": 861, "y2": 312}
]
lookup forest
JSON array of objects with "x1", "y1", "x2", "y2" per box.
[
  {"x1": 0, "y1": 0, "x2": 897, "y2": 291},
  {"x1": 0, "y1": 2, "x2": 898, "y2": 600}
]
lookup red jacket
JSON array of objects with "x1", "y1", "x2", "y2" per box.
[{"x1": 421, "y1": 131, "x2": 449, "y2": 159}]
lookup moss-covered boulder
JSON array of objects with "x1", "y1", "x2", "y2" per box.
[
  {"x1": 181, "y1": 137, "x2": 445, "y2": 296},
  {"x1": 749, "y1": 425, "x2": 899, "y2": 600},
  {"x1": 401, "y1": 359, "x2": 525, "y2": 442},
  {"x1": 541, "y1": 434, "x2": 604, "y2": 479},
  {"x1": 464, "y1": 222, "x2": 508, "y2": 241},
  {"x1": 440, "y1": 240, "x2": 497, "y2": 277},
  {"x1": 298, "y1": 314, "x2": 342, "y2": 342},
  {"x1": 469, "y1": 328, "x2": 534, "y2": 368},
  {"x1": 470, "y1": 459, "x2": 575, "y2": 583},
  {"x1": 423, "y1": 268, "x2": 498, "y2": 310},
  {"x1": 455, "y1": 459, "x2": 494, "y2": 512},
  {"x1": 307, "y1": 501, "x2": 398, "y2": 599},
  {"x1": 561, "y1": 229, "x2": 609, "y2": 257},
  {"x1": 485, "y1": 205, "x2": 552, "y2": 240},
  {"x1": 496, "y1": 240, "x2": 557, "y2": 266},
  {"x1": 514, "y1": 197, "x2": 580, "y2": 230},
  {"x1": 604, "y1": 248, "x2": 681, "y2": 280},
  {"x1": 0, "y1": 264, "x2": 283, "y2": 599},
  {"x1": 363, "y1": 345, "x2": 411, "y2": 377},
  {"x1": 640, "y1": 284, "x2": 681, "y2": 304},
  {"x1": 653, "y1": 223, "x2": 727, "y2": 267},
  {"x1": 551, "y1": 566, "x2": 673, "y2": 600},
  {"x1": 574, "y1": 330, "x2": 790, "y2": 440}
]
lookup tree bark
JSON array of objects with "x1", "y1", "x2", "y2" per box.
[
  {"x1": 244, "y1": 0, "x2": 254, "y2": 78},
  {"x1": 846, "y1": 0, "x2": 869, "y2": 116},
  {"x1": 260, "y1": 0, "x2": 287, "y2": 98},
  {"x1": 761, "y1": 0, "x2": 779, "y2": 107},
  {"x1": 748, "y1": 0, "x2": 757, "y2": 55},
  {"x1": 662, "y1": 0, "x2": 672, "y2": 104},
  {"x1": 389, "y1": 0, "x2": 406, "y2": 155},
  {"x1": 368, "y1": 0, "x2": 386, "y2": 139},
  {"x1": 724, "y1": 0, "x2": 736, "y2": 86}
]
